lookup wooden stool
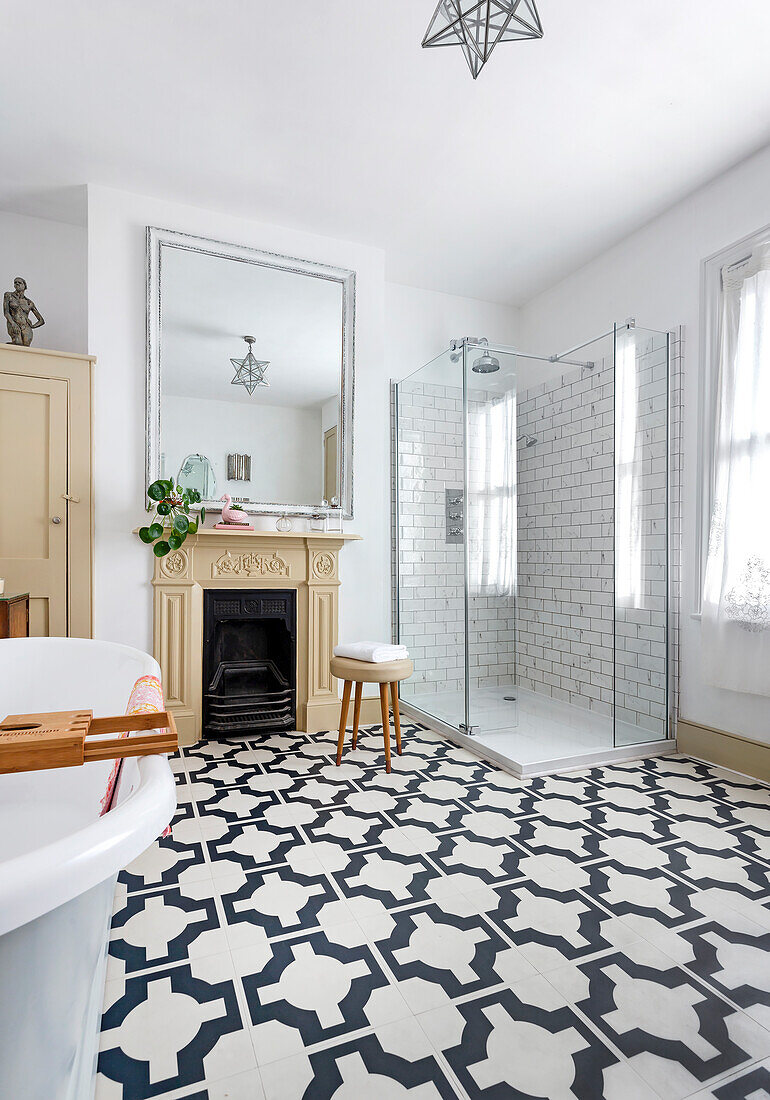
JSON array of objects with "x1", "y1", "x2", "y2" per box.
[{"x1": 331, "y1": 656, "x2": 414, "y2": 773}]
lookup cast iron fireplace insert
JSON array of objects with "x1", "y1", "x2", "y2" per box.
[{"x1": 203, "y1": 589, "x2": 296, "y2": 739}]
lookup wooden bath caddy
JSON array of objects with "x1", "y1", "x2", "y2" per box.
[{"x1": 0, "y1": 709, "x2": 178, "y2": 775}]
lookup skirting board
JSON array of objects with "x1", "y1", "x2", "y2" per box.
[{"x1": 678, "y1": 718, "x2": 770, "y2": 784}]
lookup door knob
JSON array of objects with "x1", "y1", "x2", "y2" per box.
[{"x1": 51, "y1": 516, "x2": 62, "y2": 525}]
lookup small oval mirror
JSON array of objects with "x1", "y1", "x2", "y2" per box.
[{"x1": 178, "y1": 453, "x2": 216, "y2": 500}]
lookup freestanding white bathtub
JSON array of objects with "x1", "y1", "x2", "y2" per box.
[{"x1": 0, "y1": 638, "x2": 176, "y2": 1100}]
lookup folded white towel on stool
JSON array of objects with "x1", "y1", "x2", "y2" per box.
[{"x1": 333, "y1": 641, "x2": 410, "y2": 663}]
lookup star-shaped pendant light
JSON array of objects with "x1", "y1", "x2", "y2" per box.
[
  {"x1": 422, "y1": 0, "x2": 543, "y2": 80},
  {"x1": 230, "y1": 335, "x2": 270, "y2": 396}
]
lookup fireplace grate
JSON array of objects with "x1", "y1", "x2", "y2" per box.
[{"x1": 202, "y1": 590, "x2": 296, "y2": 740}]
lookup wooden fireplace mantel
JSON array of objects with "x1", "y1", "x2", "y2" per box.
[{"x1": 148, "y1": 528, "x2": 361, "y2": 746}]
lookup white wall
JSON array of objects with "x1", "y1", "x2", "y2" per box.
[
  {"x1": 0, "y1": 210, "x2": 87, "y2": 353},
  {"x1": 519, "y1": 142, "x2": 770, "y2": 744},
  {"x1": 164, "y1": 394, "x2": 323, "y2": 504},
  {"x1": 87, "y1": 185, "x2": 519, "y2": 663},
  {"x1": 385, "y1": 283, "x2": 519, "y2": 381}
]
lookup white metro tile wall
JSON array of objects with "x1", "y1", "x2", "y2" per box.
[
  {"x1": 516, "y1": 336, "x2": 672, "y2": 737},
  {"x1": 392, "y1": 335, "x2": 680, "y2": 740},
  {"x1": 393, "y1": 381, "x2": 515, "y2": 698},
  {"x1": 515, "y1": 359, "x2": 615, "y2": 720}
]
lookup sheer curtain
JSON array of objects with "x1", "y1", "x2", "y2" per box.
[
  {"x1": 467, "y1": 390, "x2": 516, "y2": 597},
  {"x1": 702, "y1": 245, "x2": 770, "y2": 696},
  {"x1": 615, "y1": 328, "x2": 643, "y2": 608}
]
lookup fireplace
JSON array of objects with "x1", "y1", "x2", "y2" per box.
[{"x1": 202, "y1": 589, "x2": 296, "y2": 739}]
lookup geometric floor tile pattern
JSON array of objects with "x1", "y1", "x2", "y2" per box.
[{"x1": 98, "y1": 723, "x2": 770, "y2": 1099}]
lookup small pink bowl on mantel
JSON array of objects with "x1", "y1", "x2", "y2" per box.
[{"x1": 214, "y1": 493, "x2": 254, "y2": 530}]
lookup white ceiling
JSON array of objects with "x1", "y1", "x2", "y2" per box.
[
  {"x1": 161, "y1": 246, "x2": 343, "y2": 407},
  {"x1": 1, "y1": 1, "x2": 770, "y2": 304}
]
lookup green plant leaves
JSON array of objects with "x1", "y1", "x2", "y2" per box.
[
  {"x1": 140, "y1": 479, "x2": 204, "y2": 556},
  {"x1": 147, "y1": 480, "x2": 166, "y2": 502}
]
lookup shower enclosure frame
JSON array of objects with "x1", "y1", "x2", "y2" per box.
[{"x1": 393, "y1": 322, "x2": 680, "y2": 776}]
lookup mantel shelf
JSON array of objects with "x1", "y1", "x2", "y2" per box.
[{"x1": 134, "y1": 527, "x2": 361, "y2": 542}]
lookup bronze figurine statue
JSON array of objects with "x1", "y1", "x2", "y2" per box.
[{"x1": 4, "y1": 277, "x2": 45, "y2": 345}]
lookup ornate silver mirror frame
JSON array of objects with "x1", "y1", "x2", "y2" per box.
[{"x1": 146, "y1": 226, "x2": 356, "y2": 518}]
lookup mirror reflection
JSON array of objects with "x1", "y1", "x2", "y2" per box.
[
  {"x1": 177, "y1": 453, "x2": 217, "y2": 499},
  {"x1": 157, "y1": 243, "x2": 346, "y2": 511}
]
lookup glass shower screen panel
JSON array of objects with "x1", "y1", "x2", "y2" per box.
[
  {"x1": 464, "y1": 343, "x2": 518, "y2": 735},
  {"x1": 613, "y1": 325, "x2": 670, "y2": 746},
  {"x1": 396, "y1": 349, "x2": 466, "y2": 732}
]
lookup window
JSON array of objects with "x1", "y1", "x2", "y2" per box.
[
  {"x1": 699, "y1": 226, "x2": 770, "y2": 696},
  {"x1": 697, "y1": 224, "x2": 770, "y2": 610}
]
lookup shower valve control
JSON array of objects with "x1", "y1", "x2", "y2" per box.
[{"x1": 446, "y1": 488, "x2": 465, "y2": 544}]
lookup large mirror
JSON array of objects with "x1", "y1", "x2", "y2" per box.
[{"x1": 147, "y1": 228, "x2": 355, "y2": 517}]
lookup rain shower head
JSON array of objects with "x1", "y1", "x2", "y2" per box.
[
  {"x1": 472, "y1": 351, "x2": 500, "y2": 374},
  {"x1": 518, "y1": 434, "x2": 538, "y2": 448}
]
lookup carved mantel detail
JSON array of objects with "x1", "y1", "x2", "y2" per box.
[
  {"x1": 312, "y1": 551, "x2": 336, "y2": 579},
  {"x1": 212, "y1": 550, "x2": 290, "y2": 579},
  {"x1": 150, "y1": 529, "x2": 360, "y2": 745},
  {"x1": 161, "y1": 548, "x2": 189, "y2": 578}
]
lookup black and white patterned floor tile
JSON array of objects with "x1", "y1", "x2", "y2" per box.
[
  {"x1": 109, "y1": 879, "x2": 226, "y2": 978},
  {"x1": 206, "y1": 820, "x2": 305, "y2": 878},
  {"x1": 664, "y1": 843, "x2": 770, "y2": 900},
  {"x1": 547, "y1": 938, "x2": 770, "y2": 1100},
  {"x1": 429, "y1": 830, "x2": 530, "y2": 885},
  {"x1": 579, "y1": 859, "x2": 707, "y2": 934},
  {"x1": 650, "y1": 788, "x2": 744, "y2": 826},
  {"x1": 332, "y1": 847, "x2": 451, "y2": 913},
  {"x1": 191, "y1": 780, "x2": 281, "y2": 824},
  {"x1": 655, "y1": 915, "x2": 770, "y2": 1031},
  {"x1": 461, "y1": 780, "x2": 538, "y2": 818},
  {"x1": 695, "y1": 1058, "x2": 770, "y2": 1098},
  {"x1": 302, "y1": 805, "x2": 394, "y2": 849},
  {"x1": 219, "y1": 863, "x2": 354, "y2": 945},
  {"x1": 358, "y1": 895, "x2": 534, "y2": 1012},
  {"x1": 587, "y1": 800, "x2": 677, "y2": 843},
  {"x1": 258, "y1": 1017, "x2": 460, "y2": 1100},
  {"x1": 529, "y1": 772, "x2": 605, "y2": 804},
  {"x1": 98, "y1": 953, "x2": 255, "y2": 1098},
  {"x1": 238, "y1": 922, "x2": 411, "y2": 1065},
  {"x1": 472, "y1": 877, "x2": 637, "y2": 974},
  {"x1": 119, "y1": 803, "x2": 209, "y2": 894},
  {"x1": 101, "y1": 733, "x2": 770, "y2": 1099},
  {"x1": 511, "y1": 814, "x2": 607, "y2": 864},
  {"x1": 388, "y1": 792, "x2": 467, "y2": 831},
  {"x1": 419, "y1": 974, "x2": 658, "y2": 1098}
]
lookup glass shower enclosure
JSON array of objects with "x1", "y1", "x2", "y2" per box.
[{"x1": 394, "y1": 326, "x2": 676, "y2": 775}]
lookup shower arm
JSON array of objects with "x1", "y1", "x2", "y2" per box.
[{"x1": 449, "y1": 320, "x2": 636, "y2": 371}]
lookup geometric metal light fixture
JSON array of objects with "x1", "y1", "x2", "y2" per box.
[
  {"x1": 422, "y1": 0, "x2": 543, "y2": 80},
  {"x1": 230, "y1": 335, "x2": 270, "y2": 395}
]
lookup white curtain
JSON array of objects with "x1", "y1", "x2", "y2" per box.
[
  {"x1": 467, "y1": 390, "x2": 516, "y2": 597},
  {"x1": 615, "y1": 329, "x2": 643, "y2": 608},
  {"x1": 702, "y1": 245, "x2": 770, "y2": 696}
]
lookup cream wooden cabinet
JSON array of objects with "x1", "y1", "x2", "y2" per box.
[{"x1": 0, "y1": 346, "x2": 94, "y2": 637}]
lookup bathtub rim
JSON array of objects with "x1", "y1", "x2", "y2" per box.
[{"x1": 0, "y1": 753, "x2": 175, "y2": 937}]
